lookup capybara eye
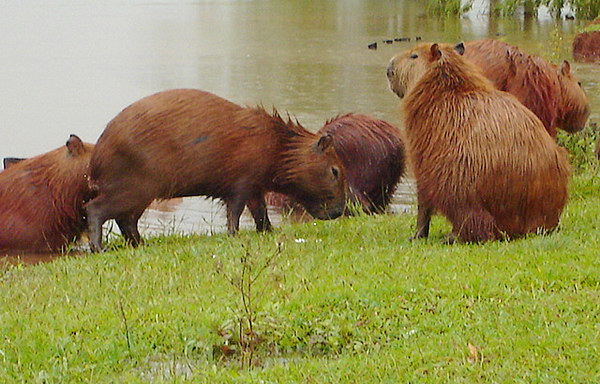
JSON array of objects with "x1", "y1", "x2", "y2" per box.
[
  {"x1": 331, "y1": 166, "x2": 339, "y2": 179},
  {"x1": 410, "y1": 53, "x2": 418, "y2": 59}
]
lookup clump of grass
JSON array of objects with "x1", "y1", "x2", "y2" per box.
[
  {"x1": 557, "y1": 122, "x2": 600, "y2": 172},
  {"x1": 427, "y1": 0, "x2": 473, "y2": 16},
  {"x1": 494, "y1": 0, "x2": 600, "y2": 19}
]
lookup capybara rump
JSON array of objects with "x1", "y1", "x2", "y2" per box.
[
  {"x1": 0, "y1": 135, "x2": 94, "y2": 253},
  {"x1": 387, "y1": 42, "x2": 570, "y2": 242},
  {"x1": 86, "y1": 89, "x2": 347, "y2": 251},
  {"x1": 463, "y1": 39, "x2": 590, "y2": 137}
]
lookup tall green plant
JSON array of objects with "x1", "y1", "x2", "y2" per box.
[{"x1": 427, "y1": 0, "x2": 473, "y2": 16}]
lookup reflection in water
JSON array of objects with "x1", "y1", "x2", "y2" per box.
[{"x1": 0, "y1": 1, "x2": 597, "y2": 264}]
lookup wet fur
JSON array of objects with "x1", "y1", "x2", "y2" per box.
[
  {"x1": 463, "y1": 39, "x2": 590, "y2": 137},
  {"x1": 266, "y1": 114, "x2": 406, "y2": 214},
  {"x1": 86, "y1": 89, "x2": 347, "y2": 251},
  {"x1": 387, "y1": 43, "x2": 571, "y2": 242},
  {"x1": 0, "y1": 136, "x2": 94, "y2": 252}
]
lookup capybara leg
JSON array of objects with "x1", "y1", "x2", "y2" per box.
[
  {"x1": 86, "y1": 198, "x2": 109, "y2": 252},
  {"x1": 116, "y1": 212, "x2": 143, "y2": 247},
  {"x1": 411, "y1": 201, "x2": 433, "y2": 240},
  {"x1": 453, "y1": 209, "x2": 499, "y2": 243},
  {"x1": 226, "y1": 197, "x2": 247, "y2": 235},
  {"x1": 247, "y1": 196, "x2": 272, "y2": 232}
]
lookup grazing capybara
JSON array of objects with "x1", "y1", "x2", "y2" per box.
[
  {"x1": 573, "y1": 18, "x2": 600, "y2": 63},
  {"x1": 266, "y1": 113, "x2": 406, "y2": 214},
  {"x1": 86, "y1": 89, "x2": 347, "y2": 251},
  {"x1": 3, "y1": 157, "x2": 25, "y2": 170},
  {"x1": 386, "y1": 42, "x2": 570, "y2": 242},
  {"x1": 462, "y1": 39, "x2": 590, "y2": 137},
  {"x1": 0, "y1": 135, "x2": 94, "y2": 253}
]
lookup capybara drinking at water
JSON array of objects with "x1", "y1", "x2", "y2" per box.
[
  {"x1": 463, "y1": 39, "x2": 590, "y2": 137},
  {"x1": 0, "y1": 135, "x2": 94, "y2": 253},
  {"x1": 386, "y1": 42, "x2": 570, "y2": 242},
  {"x1": 86, "y1": 89, "x2": 347, "y2": 252},
  {"x1": 266, "y1": 113, "x2": 406, "y2": 214}
]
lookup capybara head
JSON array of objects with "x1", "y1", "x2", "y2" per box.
[
  {"x1": 387, "y1": 42, "x2": 467, "y2": 99},
  {"x1": 277, "y1": 133, "x2": 347, "y2": 220},
  {"x1": 0, "y1": 134, "x2": 94, "y2": 252},
  {"x1": 556, "y1": 60, "x2": 590, "y2": 133}
]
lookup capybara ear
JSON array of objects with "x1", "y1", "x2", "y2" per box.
[
  {"x1": 430, "y1": 43, "x2": 442, "y2": 61},
  {"x1": 454, "y1": 42, "x2": 465, "y2": 56},
  {"x1": 66, "y1": 134, "x2": 85, "y2": 157},
  {"x1": 560, "y1": 60, "x2": 571, "y2": 76},
  {"x1": 315, "y1": 134, "x2": 334, "y2": 153},
  {"x1": 3, "y1": 157, "x2": 25, "y2": 169}
]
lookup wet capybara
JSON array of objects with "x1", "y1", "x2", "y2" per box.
[
  {"x1": 463, "y1": 39, "x2": 590, "y2": 137},
  {"x1": 86, "y1": 89, "x2": 347, "y2": 251},
  {"x1": 386, "y1": 42, "x2": 570, "y2": 243},
  {"x1": 0, "y1": 135, "x2": 94, "y2": 253},
  {"x1": 3, "y1": 157, "x2": 25, "y2": 170},
  {"x1": 266, "y1": 113, "x2": 406, "y2": 214},
  {"x1": 573, "y1": 18, "x2": 600, "y2": 63}
]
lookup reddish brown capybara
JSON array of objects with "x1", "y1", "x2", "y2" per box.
[
  {"x1": 0, "y1": 135, "x2": 94, "y2": 253},
  {"x1": 462, "y1": 39, "x2": 590, "y2": 137},
  {"x1": 86, "y1": 88, "x2": 347, "y2": 252},
  {"x1": 266, "y1": 113, "x2": 406, "y2": 214},
  {"x1": 573, "y1": 18, "x2": 600, "y2": 63},
  {"x1": 386, "y1": 42, "x2": 570, "y2": 243}
]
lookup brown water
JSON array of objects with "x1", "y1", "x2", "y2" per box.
[{"x1": 1, "y1": 0, "x2": 598, "y2": 261}]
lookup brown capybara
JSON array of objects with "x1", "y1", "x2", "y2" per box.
[
  {"x1": 266, "y1": 113, "x2": 406, "y2": 214},
  {"x1": 86, "y1": 89, "x2": 347, "y2": 251},
  {"x1": 596, "y1": 137, "x2": 600, "y2": 160},
  {"x1": 3, "y1": 157, "x2": 25, "y2": 170},
  {"x1": 462, "y1": 39, "x2": 590, "y2": 137},
  {"x1": 573, "y1": 18, "x2": 600, "y2": 63},
  {"x1": 386, "y1": 42, "x2": 570, "y2": 243},
  {"x1": 0, "y1": 135, "x2": 94, "y2": 253}
]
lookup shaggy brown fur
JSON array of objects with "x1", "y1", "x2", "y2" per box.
[
  {"x1": 0, "y1": 135, "x2": 94, "y2": 253},
  {"x1": 573, "y1": 31, "x2": 600, "y2": 63},
  {"x1": 86, "y1": 89, "x2": 347, "y2": 251},
  {"x1": 387, "y1": 42, "x2": 570, "y2": 242},
  {"x1": 463, "y1": 39, "x2": 590, "y2": 137},
  {"x1": 3, "y1": 158, "x2": 25, "y2": 170},
  {"x1": 266, "y1": 113, "x2": 406, "y2": 214}
]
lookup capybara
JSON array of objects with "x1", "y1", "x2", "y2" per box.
[
  {"x1": 573, "y1": 18, "x2": 600, "y2": 63},
  {"x1": 0, "y1": 135, "x2": 94, "y2": 253},
  {"x1": 86, "y1": 89, "x2": 347, "y2": 251},
  {"x1": 3, "y1": 157, "x2": 25, "y2": 170},
  {"x1": 462, "y1": 39, "x2": 590, "y2": 137},
  {"x1": 386, "y1": 42, "x2": 570, "y2": 242},
  {"x1": 266, "y1": 113, "x2": 406, "y2": 214}
]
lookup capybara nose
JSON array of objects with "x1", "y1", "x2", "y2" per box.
[{"x1": 386, "y1": 62, "x2": 395, "y2": 79}]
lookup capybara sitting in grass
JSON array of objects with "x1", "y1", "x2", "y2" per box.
[
  {"x1": 266, "y1": 113, "x2": 406, "y2": 214},
  {"x1": 463, "y1": 39, "x2": 590, "y2": 137},
  {"x1": 0, "y1": 135, "x2": 94, "y2": 253},
  {"x1": 86, "y1": 89, "x2": 347, "y2": 252},
  {"x1": 386, "y1": 42, "x2": 570, "y2": 242}
]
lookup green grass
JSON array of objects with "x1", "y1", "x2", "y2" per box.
[{"x1": 1, "y1": 168, "x2": 599, "y2": 383}]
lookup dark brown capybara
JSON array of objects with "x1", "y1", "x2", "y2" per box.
[
  {"x1": 0, "y1": 135, "x2": 94, "y2": 253},
  {"x1": 86, "y1": 89, "x2": 348, "y2": 251},
  {"x1": 3, "y1": 157, "x2": 25, "y2": 170},
  {"x1": 462, "y1": 39, "x2": 590, "y2": 137},
  {"x1": 266, "y1": 113, "x2": 406, "y2": 214},
  {"x1": 573, "y1": 18, "x2": 600, "y2": 63},
  {"x1": 386, "y1": 42, "x2": 570, "y2": 243}
]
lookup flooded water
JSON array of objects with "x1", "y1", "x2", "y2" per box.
[{"x1": 1, "y1": 1, "x2": 598, "y2": 260}]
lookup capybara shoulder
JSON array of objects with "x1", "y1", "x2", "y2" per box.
[
  {"x1": 0, "y1": 135, "x2": 94, "y2": 253},
  {"x1": 387, "y1": 42, "x2": 570, "y2": 242}
]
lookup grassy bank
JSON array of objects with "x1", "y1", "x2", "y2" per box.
[{"x1": 1, "y1": 167, "x2": 598, "y2": 383}]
